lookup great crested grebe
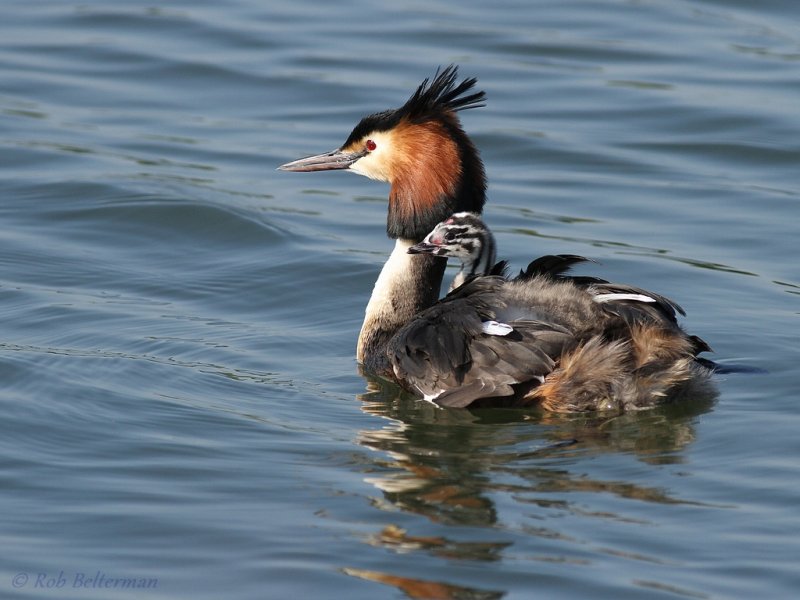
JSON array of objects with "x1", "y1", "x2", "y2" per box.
[{"x1": 279, "y1": 66, "x2": 714, "y2": 411}]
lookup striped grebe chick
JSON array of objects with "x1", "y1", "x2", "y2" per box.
[
  {"x1": 408, "y1": 211, "x2": 499, "y2": 291},
  {"x1": 279, "y1": 65, "x2": 715, "y2": 411}
]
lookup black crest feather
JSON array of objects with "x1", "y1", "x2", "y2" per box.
[
  {"x1": 342, "y1": 65, "x2": 485, "y2": 148},
  {"x1": 398, "y1": 64, "x2": 486, "y2": 122}
]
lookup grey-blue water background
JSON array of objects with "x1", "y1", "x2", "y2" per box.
[{"x1": 2, "y1": 1, "x2": 798, "y2": 598}]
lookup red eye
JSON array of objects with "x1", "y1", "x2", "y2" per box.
[{"x1": 366, "y1": 139, "x2": 377, "y2": 152}]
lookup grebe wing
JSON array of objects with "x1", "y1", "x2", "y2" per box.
[
  {"x1": 388, "y1": 278, "x2": 574, "y2": 408},
  {"x1": 516, "y1": 254, "x2": 685, "y2": 324},
  {"x1": 516, "y1": 254, "x2": 594, "y2": 280}
]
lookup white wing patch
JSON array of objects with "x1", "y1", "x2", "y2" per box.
[
  {"x1": 593, "y1": 293, "x2": 656, "y2": 304},
  {"x1": 481, "y1": 320, "x2": 514, "y2": 336},
  {"x1": 421, "y1": 390, "x2": 446, "y2": 405}
]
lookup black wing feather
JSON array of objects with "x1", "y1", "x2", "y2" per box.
[
  {"x1": 588, "y1": 282, "x2": 686, "y2": 321},
  {"x1": 388, "y1": 278, "x2": 574, "y2": 408},
  {"x1": 517, "y1": 254, "x2": 593, "y2": 280}
]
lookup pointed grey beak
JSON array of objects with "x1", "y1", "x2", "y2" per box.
[
  {"x1": 408, "y1": 241, "x2": 440, "y2": 255},
  {"x1": 277, "y1": 149, "x2": 365, "y2": 172}
]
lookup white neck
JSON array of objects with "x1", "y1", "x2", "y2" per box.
[
  {"x1": 357, "y1": 239, "x2": 415, "y2": 363},
  {"x1": 450, "y1": 270, "x2": 468, "y2": 292},
  {"x1": 357, "y1": 239, "x2": 445, "y2": 371}
]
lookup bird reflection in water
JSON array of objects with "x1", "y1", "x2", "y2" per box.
[
  {"x1": 343, "y1": 566, "x2": 504, "y2": 600},
  {"x1": 340, "y1": 371, "x2": 716, "y2": 598}
]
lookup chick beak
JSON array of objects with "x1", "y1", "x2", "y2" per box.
[
  {"x1": 277, "y1": 148, "x2": 365, "y2": 172},
  {"x1": 407, "y1": 240, "x2": 440, "y2": 255}
]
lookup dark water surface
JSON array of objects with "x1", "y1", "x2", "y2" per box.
[{"x1": 2, "y1": 1, "x2": 799, "y2": 598}]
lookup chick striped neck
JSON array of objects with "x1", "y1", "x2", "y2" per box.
[{"x1": 454, "y1": 225, "x2": 496, "y2": 285}]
